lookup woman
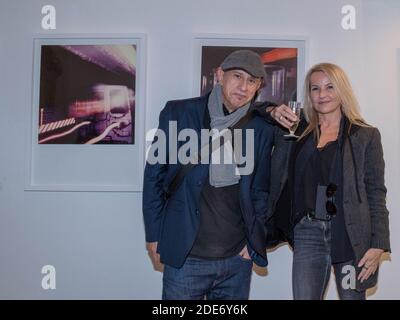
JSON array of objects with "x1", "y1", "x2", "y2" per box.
[{"x1": 270, "y1": 63, "x2": 390, "y2": 299}]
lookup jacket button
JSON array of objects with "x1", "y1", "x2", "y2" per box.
[
  {"x1": 196, "y1": 209, "x2": 199, "y2": 215},
  {"x1": 197, "y1": 181, "x2": 202, "y2": 186}
]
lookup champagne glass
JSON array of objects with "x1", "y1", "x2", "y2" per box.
[{"x1": 283, "y1": 101, "x2": 301, "y2": 139}]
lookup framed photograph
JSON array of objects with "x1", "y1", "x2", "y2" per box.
[
  {"x1": 194, "y1": 35, "x2": 307, "y2": 105},
  {"x1": 26, "y1": 34, "x2": 146, "y2": 192}
]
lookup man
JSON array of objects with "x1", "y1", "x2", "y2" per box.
[{"x1": 143, "y1": 50, "x2": 274, "y2": 300}]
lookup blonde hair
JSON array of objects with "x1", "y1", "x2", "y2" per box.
[{"x1": 300, "y1": 63, "x2": 369, "y2": 140}]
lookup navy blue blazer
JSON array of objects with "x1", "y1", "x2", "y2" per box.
[{"x1": 142, "y1": 94, "x2": 274, "y2": 268}]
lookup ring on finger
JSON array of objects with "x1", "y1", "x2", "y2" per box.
[{"x1": 279, "y1": 115, "x2": 283, "y2": 121}]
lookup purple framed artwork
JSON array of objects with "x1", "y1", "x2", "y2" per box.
[{"x1": 27, "y1": 35, "x2": 146, "y2": 192}]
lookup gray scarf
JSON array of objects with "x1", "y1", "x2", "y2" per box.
[{"x1": 207, "y1": 84, "x2": 250, "y2": 187}]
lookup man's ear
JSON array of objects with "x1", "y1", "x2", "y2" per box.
[
  {"x1": 257, "y1": 78, "x2": 265, "y2": 91},
  {"x1": 215, "y1": 67, "x2": 224, "y2": 83}
]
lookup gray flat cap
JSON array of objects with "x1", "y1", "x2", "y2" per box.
[{"x1": 220, "y1": 50, "x2": 266, "y2": 79}]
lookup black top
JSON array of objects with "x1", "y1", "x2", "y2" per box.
[
  {"x1": 301, "y1": 140, "x2": 338, "y2": 214},
  {"x1": 298, "y1": 138, "x2": 354, "y2": 264},
  {"x1": 190, "y1": 179, "x2": 246, "y2": 259}
]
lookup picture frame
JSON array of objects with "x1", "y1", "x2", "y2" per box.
[
  {"x1": 25, "y1": 34, "x2": 146, "y2": 192},
  {"x1": 193, "y1": 34, "x2": 307, "y2": 106}
]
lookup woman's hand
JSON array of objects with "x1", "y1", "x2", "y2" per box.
[
  {"x1": 270, "y1": 104, "x2": 299, "y2": 129},
  {"x1": 357, "y1": 248, "x2": 384, "y2": 283}
]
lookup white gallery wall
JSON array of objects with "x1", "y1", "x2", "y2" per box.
[{"x1": 0, "y1": 0, "x2": 399, "y2": 299}]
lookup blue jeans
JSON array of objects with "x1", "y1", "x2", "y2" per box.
[
  {"x1": 292, "y1": 216, "x2": 366, "y2": 300},
  {"x1": 162, "y1": 255, "x2": 253, "y2": 300}
]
